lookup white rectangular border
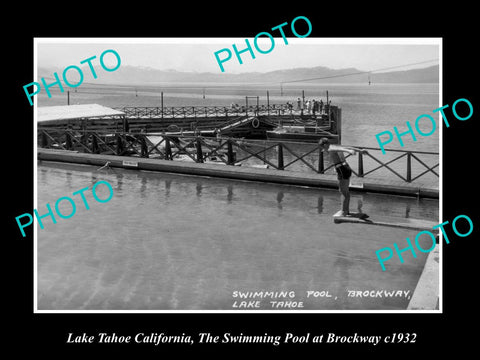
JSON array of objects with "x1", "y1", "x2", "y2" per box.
[{"x1": 33, "y1": 37, "x2": 442, "y2": 314}]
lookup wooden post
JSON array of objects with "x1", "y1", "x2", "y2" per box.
[
  {"x1": 116, "y1": 134, "x2": 123, "y2": 155},
  {"x1": 227, "y1": 139, "x2": 234, "y2": 165},
  {"x1": 91, "y1": 134, "x2": 99, "y2": 154},
  {"x1": 122, "y1": 116, "x2": 129, "y2": 133},
  {"x1": 358, "y1": 152, "x2": 364, "y2": 177},
  {"x1": 336, "y1": 107, "x2": 342, "y2": 144},
  {"x1": 301, "y1": 90, "x2": 305, "y2": 116},
  {"x1": 326, "y1": 90, "x2": 330, "y2": 123},
  {"x1": 196, "y1": 137, "x2": 203, "y2": 163},
  {"x1": 41, "y1": 131, "x2": 48, "y2": 148},
  {"x1": 161, "y1": 92, "x2": 164, "y2": 119},
  {"x1": 65, "y1": 132, "x2": 73, "y2": 150},
  {"x1": 165, "y1": 137, "x2": 172, "y2": 160},
  {"x1": 407, "y1": 152, "x2": 412, "y2": 182},
  {"x1": 80, "y1": 121, "x2": 87, "y2": 146},
  {"x1": 140, "y1": 135, "x2": 148, "y2": 158},
  {"x1": 318, "y1": 147, "x2": 324, "y2": 173},
  {"x1": 67, "y1": 90, "x2": 70, "y2": 105},
  {"x1": 267, "y1": 90, "x2": 270, "y2": 115},
  {"x1": 277, "y1": 143, "x2": 284, "y2": 170}
]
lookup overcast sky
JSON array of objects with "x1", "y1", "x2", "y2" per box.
[{"x1": 35, "y1": 38, "x2": 440, "y2": 74}]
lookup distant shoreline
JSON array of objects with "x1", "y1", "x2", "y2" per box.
[{"x1": 37, "y1": 64, "x2": 440, "y2": 88}]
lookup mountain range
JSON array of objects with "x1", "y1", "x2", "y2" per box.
[{"x1": 37, "y1": 64, "x2": 439, "y2": 86}]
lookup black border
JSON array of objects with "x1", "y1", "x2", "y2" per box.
[{"x1": 7, "y1": 5, "x2": 478, "y2": 356}]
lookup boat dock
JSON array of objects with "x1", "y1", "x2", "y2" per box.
[{"x1": 37, "y1": 103, "x2": 342, "y2": 139}]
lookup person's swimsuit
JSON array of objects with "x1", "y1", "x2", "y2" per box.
[{"x1": 335, "y1": 162, "x2": 352, "y2": 180}]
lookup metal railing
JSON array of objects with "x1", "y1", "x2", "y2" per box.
[{"x1": 37, "y1": 129, "x2": 438, "y2": 184}]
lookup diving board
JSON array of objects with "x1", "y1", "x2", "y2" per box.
[{"x1": 333, "y1": 214, "x2": 438, "y2": 232}]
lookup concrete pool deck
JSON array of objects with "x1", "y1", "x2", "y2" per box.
[
  {"x1": 408, "y1": 244, "x2": 440, "y2": 310},
  {"x1": 38, "y1": 148, "x2": 438, "y2": 199}
]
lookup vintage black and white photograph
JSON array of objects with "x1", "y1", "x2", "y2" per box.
[{"x1": 32, "y1": 37, "x2": 441, "y2": 312}]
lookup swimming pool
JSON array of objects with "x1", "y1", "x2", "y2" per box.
[{"x1": 36, "y1": 161, "x2": 438, "y2": 311}]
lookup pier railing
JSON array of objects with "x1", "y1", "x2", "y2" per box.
[
  {"x1": 37, "y1": 129, "x2": 439, "y2": 184},
  {"x1": 116, "y1": 104, "x2": 327, "y2": 119}
]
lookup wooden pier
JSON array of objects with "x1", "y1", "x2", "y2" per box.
[
  {"x1": 36, "y1": 104, "x2": 438, "y2": 199},
  {"x1": 37, "y1": 103, "x2": 341, "y2": 138}
]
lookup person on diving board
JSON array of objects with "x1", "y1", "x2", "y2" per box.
[{"x1": 318, "y1": 138, "x2": 369, "y2": 218}]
